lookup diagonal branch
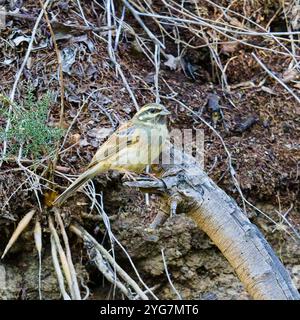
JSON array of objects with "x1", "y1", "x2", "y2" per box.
[{"x1": 126, "y1": 146, "x2": 300, "y2": 300}]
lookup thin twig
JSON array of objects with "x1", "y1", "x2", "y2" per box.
[
  {"x1": 38, "y1": 0, "x2": 65, "y2": 129},
  {"x1": 161, "y1": 248, "x2": 182, "y2": 300},
  {"x1": 105, "y1": 0, "x2": 140, "y2": 111},
  {"x1": 82, "y1": 185, "x2": 158, "y2": 299},
  {"x1": 121, "y1": 0, "x2": 165, "y2": 49},
  {"x1": 252, "y1": 53, "x2": 300, "y2": 106},
  {"x1": 17, "y1": 147, "x2": 43, "y2": 212}
]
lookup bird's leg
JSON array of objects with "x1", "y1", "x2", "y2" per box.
[
  {"x1": 142, "y1": 172, "x2": 160, "y2": 181},
  {"x1": 121, "y1": 170, "x2": 138, "y2": 181}
]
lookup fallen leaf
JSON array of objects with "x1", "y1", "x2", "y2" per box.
[
  {"x1": 61, "y1": 47, "x2": 77, "y2": 75},
  {"x1": 1, "y1": 209, "x2": 36, "y2": 259},
  {"x1": 69, "y1": 133, "x2": 81, "y2": 144},
  {"x1": 164, "y1": 54, "x2": 181, "y2": 70},
  {"x1": 261, "y1": 86, "x2": 276, "y2": 95},
  {"x1": 87, "y1": 127, "x2": 112, "y2": 140},
  {"x1": 221, "y1": 41, "x2": 239, "y2": 54},
  {"x1": 44, "y1": 191, "x2": 59, "y2": 207},
  {"x1": 12, "y1": 35, "x2": 30, "y2": 46},
  {"x1": 282, "y1": 68, "x2": 299, "y2": 83}
]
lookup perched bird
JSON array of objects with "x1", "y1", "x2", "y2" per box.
[{"x1": 53, "y1": 103, "x2": 170, "y2": 205}]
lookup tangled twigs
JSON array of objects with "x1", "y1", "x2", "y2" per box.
[
  {"x1": 104, "y1": 0, "x2": 140, "y2": 111},
  {"x1": 121, "y1": 0, "x2": 165, "y2": 49},
  {"x1": 70, "y1": 224, "x2": 149, "y2": 300}
]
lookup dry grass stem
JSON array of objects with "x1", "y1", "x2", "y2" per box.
[
  {"x1": 50, "y1": 235, "x2": 71, "y2": 300},
  {"x1": 1, "y1": 209, "x2": 36, "y2": 259},
  {"x1": 48, "y1": 216, "x2": 75, "y2": 299},
  {"x1": 54, "y1": 208, "x2": 81, "y2": 300},
  {"x1": 34, "y1": 219, "x2": 43, "y2": 300}
]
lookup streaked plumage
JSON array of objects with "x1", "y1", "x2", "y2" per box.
[{"x1": 53, "y1": 103, "x2": 170, "y2": 205}]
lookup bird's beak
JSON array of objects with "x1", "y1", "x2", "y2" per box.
[{"x1": 160, "y1": 107, "x2": 171, "y2": 116}]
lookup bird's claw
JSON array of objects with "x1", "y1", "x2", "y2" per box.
[{"x1": 122, "y1": 170, "x2": 138, "y2": 181}]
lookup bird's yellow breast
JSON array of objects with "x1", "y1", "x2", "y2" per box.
[{"x1": 109, "y1": 124, "x2": 168, "y2": 173}]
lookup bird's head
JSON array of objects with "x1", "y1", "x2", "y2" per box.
[{"x1": 133, "y1": 103, "x2": 171, "y2": 125}]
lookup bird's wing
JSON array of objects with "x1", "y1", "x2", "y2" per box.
[{"x1": 87, "y1": 122, "x2": 140, "y2": 169}]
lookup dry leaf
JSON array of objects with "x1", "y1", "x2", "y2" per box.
[
  {"x1": 261, "y1": 86, "x2": 276, "y2": 95},
  {"x1": 61, "y1": 47, "x2": 77, "y2": 75},
  {"x1": 34, "y1": 220, "x2": 42, "y2": 254},
  {"x1": 164, "y1": 54, "x2": 181, "y2": 70},
  {"x1": 69, "y1": 133, "x2": 81, "y2": 144},
  {"x1": 228, "y1": 17, "x2": 244, "y2": 28},
  {"x1": 221, "y1": 41, "x2": 239, "y2": 54},
  {"x1": 293, "y1": 82, "x2": 300, "y2": 89},
  {"x1": 44, "y1": 190, "x2": 59, "y2": 207},
  {"x1": 12, "y1": 35, "x2": 30, "y2": 46},
  {"x1": 282, "y1": 68, "x2": 299, "y2": 83}
]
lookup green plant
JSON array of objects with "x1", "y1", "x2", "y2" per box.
[{"x1": 0, "y1": 89, "x2": 63, "y2": 159}]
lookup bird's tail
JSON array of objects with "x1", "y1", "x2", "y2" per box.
[{"x1": 53, "y1": 165, "x2": 100, "y2": 206}]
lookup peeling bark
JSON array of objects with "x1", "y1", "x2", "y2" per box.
[{"x1": 126, "y1": 147, "x2": 300, "y2": 300}]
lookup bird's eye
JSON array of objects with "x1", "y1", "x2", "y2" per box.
[{"x1": 150, "y1": 109, "x2": 156, "y2": 114}]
